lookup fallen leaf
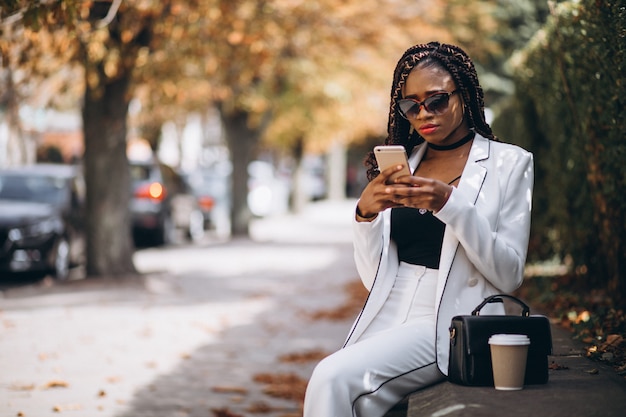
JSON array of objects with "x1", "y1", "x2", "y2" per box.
[
  {"x1": 245, "y1": 401, "x2": 299, "y2": 413},
  {"x1": 279, "y1": 349, "x2": 328, "y2": 364},
  {"x1": 52, "y1": 403, "x2": 82, "y2": 412},
  {"x1": 9, "y1": 383, "x2": 35, "y2": 391},
  {"x1": 253, "y1": 373, "x2": 308, "y2": 402},
  {"x1": 550, "y1": 361, "x2": 564, "y2": 370},
  {"x1": 604, "y1": 334, "x2": 623, "y2": 346},
  {"x1": 43, "y1": 380, "x2": 69, "y2": 389},
  {"x1": 585, "y1": 368, "x2": 599, "y2": 375},
  {"x1": 247, "y1": 402, "x2": 271, "y2": 412},
  {"x1": 212, "y1": 385, "x2": 248, "y2": 395},
  {"x1": 211, "y1": 408, "x2": 243, "y2": 417},
  {"x1": 309, "y1": 280, "x2": 367, "y2": 321}
]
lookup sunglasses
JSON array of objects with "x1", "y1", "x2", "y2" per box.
[{"x1": 397, "y1": 90, "x2": 459, "y2": 119}]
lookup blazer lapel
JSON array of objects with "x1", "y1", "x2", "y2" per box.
[{"x1": 435, "y1": 135, "x2": 490, "y2": 303}]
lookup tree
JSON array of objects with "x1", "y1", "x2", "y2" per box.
[
  {"x1": 79, "y1": 1, "x2": 158, "y2": 276},
  {"x1": 1, "y1": 0, "x2": 166, "y2": 276},
  {"x1": 194, "y1": 0, "x2": 450, "y2": 234},
  {"x1": 1, "y1": 0, "x2": 452, "y2": 275},
  {"x1": 0, "y1": 1, "x2": 81, "y2": 166},
  {"x1": 500, "y1": 0, "x2": 626, "y2": 304},
  {"x1": 441, "y1": 0, "x2": 554, "y2": 105}
]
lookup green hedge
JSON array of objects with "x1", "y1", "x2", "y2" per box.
[{"x1": 493, "y1": 0, "x2": 626, "y2": 305}]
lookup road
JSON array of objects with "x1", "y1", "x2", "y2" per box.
[{"x1": 0, "y1": 199, "x2": 363, "y2": 417}]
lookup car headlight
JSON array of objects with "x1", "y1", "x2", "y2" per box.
[{"x1": 8, "y1": 218, "x2": 62, "y2": 244}]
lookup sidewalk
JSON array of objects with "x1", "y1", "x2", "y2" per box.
[{"x1": 0, "y1": 199, "x2": 362, "y2": 417}]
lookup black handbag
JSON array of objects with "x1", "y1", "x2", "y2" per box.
[{"x1": 447, "y1": 294, "x2": 552, "y2": 386}]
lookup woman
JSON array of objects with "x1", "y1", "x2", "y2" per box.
[{"x1": 303, "y1": 42, "x2": 533, "y2": 416}]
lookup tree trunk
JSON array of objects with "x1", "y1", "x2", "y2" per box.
[
  {"x1": 220, "y1": 109, "x2": 261, "y2": 236},
  {"x1": 328, "y1": 140, "x2": 347, "y2": 201},
  {"x1": 289, "y1": 137, "x2": 307, "y2": 213},
  {"x1": 82, "y1": 72, "x2": 136, "y2": 277},
  {"x1": 0, "y1": 56, "x2": 29, "y2": 166}
]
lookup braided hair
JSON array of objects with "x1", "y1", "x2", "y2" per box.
[{"x1": 365, "y1": 41, "x2": 496, "y2": 181}]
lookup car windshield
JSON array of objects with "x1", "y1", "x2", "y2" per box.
[
  {"x1": 129, "y1": 165, "x2": 152, "y2": 183},
  {"x1": 0, "y1": 174, "x2": 68, "y2": 207}
]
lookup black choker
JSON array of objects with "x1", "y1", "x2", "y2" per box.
[{"x1": 428, "y1": 131, "x2": 475, "y2": 151}]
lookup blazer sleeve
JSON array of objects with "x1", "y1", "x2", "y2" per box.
[
  {"x1": 352, "y1": 204, "x2": 385, "y2": 290},
  {"x1": 435, "y1": 149, "x2": 534, "y2": 293}
]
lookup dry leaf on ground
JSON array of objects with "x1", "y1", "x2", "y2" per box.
[
  {"x1": 43, "y1": 380, "x2": 69, "y2": 389},
  {"x1": 278, "y1": 349, "x2": 328, "y2": 364},
  {"x1": 309, "y1": 280, "x2": 367, "y2": 321},
  {"x1": 212, "y1": 385, "x2": 249, "y2": 395},
  {"x1": 211, "y1": 407, "x2": 244, "y2": 417},
  {"x1": 253, "y1": 372, "x2": 307, "y2": 402}
]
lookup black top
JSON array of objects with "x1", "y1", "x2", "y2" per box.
[{"x1": 390, "y1": 207, "x2": 445, "y2": 269}]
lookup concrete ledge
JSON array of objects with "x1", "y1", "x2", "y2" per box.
[{"x1": 406, "y1": 325, "x2": 626, "y2": 417}]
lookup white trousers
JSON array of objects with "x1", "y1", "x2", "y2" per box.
[{"x1": 303, "y1": 263, "x2": 445, "y2": 417}]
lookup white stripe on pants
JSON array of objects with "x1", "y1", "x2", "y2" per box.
[{"x1": 303, "y1": 263, "x2": 445, "y2": 417}]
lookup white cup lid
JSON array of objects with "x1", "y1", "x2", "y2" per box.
[{"x1": 488, "y1": 333, "x2": 531, "y2": 345}]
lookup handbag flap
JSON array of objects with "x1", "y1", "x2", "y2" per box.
[{"x1": 453, "y1": 315, "x2": 552, "y2": 356}]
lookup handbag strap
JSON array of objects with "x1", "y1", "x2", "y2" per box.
[{"x1": 471, "y1": 294, "x2": 530, "y2": 317}]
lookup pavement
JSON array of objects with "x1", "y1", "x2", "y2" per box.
[
  {"x1": 0, "y1": 199, "x2": 363, "y2": 417},
  {"x1": 1, "y1": 198, "x2": 624, "y2": 417}
]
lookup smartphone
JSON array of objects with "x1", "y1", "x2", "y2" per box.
[{"x1": 374, "y1": 145, "x2": 411, "y2": 182}]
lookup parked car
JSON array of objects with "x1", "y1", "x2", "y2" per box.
[
  {"x1": 0, "y1": 164, "x2": 86, "y2": 280},
  {"x1": 129, "y1": 159, "x2": 204, "y2": 246},
  {"x1": 183, "y1": 164, "x2": 232, "y2": 233}
]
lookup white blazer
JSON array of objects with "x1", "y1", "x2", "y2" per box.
[{"x1": 345, "y1": 134, "x2": 534, "y2": 375}]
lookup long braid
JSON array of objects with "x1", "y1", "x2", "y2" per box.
[{"x1": 365, "y1": 42, "x2": 497, "y2": 181}]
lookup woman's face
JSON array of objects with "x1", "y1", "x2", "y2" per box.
[{"x1": 401, "y1": 63, "x2": 469, "y2": 146}]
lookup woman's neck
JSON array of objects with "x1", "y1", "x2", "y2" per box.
[{"x1": 428, "y1": 130, "x2": 475, "y2": 151}]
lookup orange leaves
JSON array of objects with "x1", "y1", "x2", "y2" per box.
[
  {"x1": 253, "y1": 372, "x2": 308, "y2": 402},
  {"x1": 212, "y1": 385, "x2": 249, "y2": 395},
  {"x1": 211, "y1": 408, "x2": 244, "y2": 417},
  {"x1": 516, "y1": 274, "x2": 626, "y2": 377},
  {"x1": 207, "y1": 345, "x2": 329, "y2": 416},
  {"x1": 278, "y1": 349, "x2": 329, "y2": 364},
  {"x1": 308, "y1": 279, "x2": 367, "y2": 321}
]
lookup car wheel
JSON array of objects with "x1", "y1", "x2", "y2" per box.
[
  {"x1": 53, "y1": 237, "x2": 71, "y2": 280},
  {"x1": 187, "y1": 210, "x2": 205, "y2": 243}
]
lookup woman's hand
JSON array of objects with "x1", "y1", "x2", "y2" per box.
[
  {"x1": 394, "y1": 175, "x2": 454, "y2": 213},
  {"x1": 357, "y1": 164, "x2": 454, "y2": 220}
]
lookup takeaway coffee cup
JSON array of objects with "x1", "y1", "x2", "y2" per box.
[{"x1": 488, "y1": 334, "x2": 531, "y2": 390}]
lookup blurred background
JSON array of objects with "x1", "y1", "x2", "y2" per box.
[{"x1": 0, "y1": 0, "x2": 625, "y2": 413}]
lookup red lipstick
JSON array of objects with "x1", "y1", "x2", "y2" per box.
[{"x1": 419, "y1": 124, "x2": 438, "y2": 135}]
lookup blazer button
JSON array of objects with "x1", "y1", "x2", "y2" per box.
[{"x1": 468, "y1": 278, "x2": 478, "y2": 287}]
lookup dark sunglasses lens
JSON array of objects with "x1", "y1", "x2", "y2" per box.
[
  {"x1": 424, "y1": 94, "x2": 450, "y2": 114},
  {"x1": 398, "y1": 93, "x2": 452, "y2": 118},
  {"x1": 398, "y1": 100, "x2": 417, "y2": 118}
]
